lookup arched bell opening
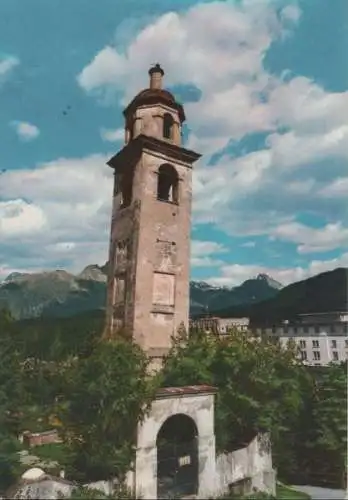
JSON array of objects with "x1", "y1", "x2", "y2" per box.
[
  {"x1": 163, "y1": 112, "x2": 174, "y2": 140},
  {"x1": 157, "y1": 163, "x2": 179, "y2": 204}
]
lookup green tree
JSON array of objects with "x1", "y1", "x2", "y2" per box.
[
  {"x1": 58, "y1": 336, "x2": 157, "y2": 483},
  {"x1": 278, "y1": 362, "x2": 347, "y2": 488},
  {"x1": 162, "y1": 327, "x2": 347, "y2": 487},
  {"x1": 0, "y1": 431, "x2": 21, "y2": 492},
  {"x1": 161, "y1": 328, "x2": 308, "y2": 455},
  {"x1": 0, "y1": 309, "x2": 23, "y2": 491},
  {"x1": 271, "y1": 363, "x2": 315, "y2": 484},
  {"x1": 308, "y1": 362, "x2": 347, "y2": 487}
]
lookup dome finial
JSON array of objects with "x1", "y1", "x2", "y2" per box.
[{"x1": 148, "y1": 63, "x2": 164, "y2": 89}]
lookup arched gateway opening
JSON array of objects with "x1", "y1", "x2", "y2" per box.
[
  {"x1": 156, "y1": 413, "x2": 199, "y2": 499},
  {"x1": 135, "y1": 386, "x2": 216, "y2": 499}
]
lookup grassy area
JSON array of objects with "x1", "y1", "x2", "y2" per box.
[
  {"x1": 216, "y1": 483, "x2": 311, "y2": 499},
  {"x1": 276, "y1": 484, "x2": 311, "y2": 499}
]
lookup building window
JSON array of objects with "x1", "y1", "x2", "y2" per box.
[
  {"x1": 330, "y1": 325, "x2": 336, "y2": 334},
  {"x1": 314, "y1": 325, "x2": 320, "y2": 333},
  {"x1": 313, "y1": 351, "x2": 321, "y2": 361},
  {"x1": 332, "y1": 351, "x2": 339, "y2": 361},
  {"x1": 300, "y1": 351, "x2": 307, "y2": 361},
  {"x1": 331, "y1": 339, "x2": 337, "y2": 349},
  {"x1": 312, "y1": 340, "x2": 319, "y2": 348},
  {"x1": 345, "y1": 339, "x2": 348, "y2": 348},
  {"x1": 157, "y1": 164, "x2": 179, "y2": 203},
  {"x1": 115, "y1": 171, "x2": 134, "y2": 209},
  {"x1": 299, "y1": 340, "x2": 306, "y2": 349},
  {"x1": 293, "y1": 326, "x2": 298, "y2": 333},
  {"x1": 163, "y1": 113, "x2": 174, "y2": 139},
  {"x1": 303, "y1": 326, "x2": 309, "y2": 333},
  {"x1": 284, "y1": 327, "x2": 288, "y2": 334}
]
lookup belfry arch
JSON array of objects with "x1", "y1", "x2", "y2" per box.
[
  {"x1": 157, "y1": 163, "x2": 179, "y2": 203},
  {"x1": 163, "y1": 112, "x2": 174, "y2": 139}
]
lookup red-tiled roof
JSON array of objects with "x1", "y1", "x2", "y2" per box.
[{"x1": 156, "y1": 385, "x2": 218, "y2": 398}]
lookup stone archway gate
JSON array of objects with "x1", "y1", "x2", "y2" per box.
[{"x1": 134, "y1": 385, "x2": 217, "y2": 499}]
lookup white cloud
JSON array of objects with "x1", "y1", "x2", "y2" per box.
[
  {"x1": 45, "y1": 242, "x2": 76, "y2": 253},
  {"x1": 0, "y1": 154, "x2": 113, "y2": 274},
  {"x1": 186, "y1": 133, "x2": 231, "y2": 158},
  {"x1": 268, "y1": 77, "x2": 348, "y2": 134},
  {"x1": 319, "y1": 177, "x2": 348, "y2": 198},
  {"x1": 280, "y1": 4, "x2": 301, "y2": 23},
  {"x1": 265, "y1": 126, "x2": 348, "y2": 170},
  {"x1": 0, "y1": 154, "x2": 112, "y2": 204},
  {"x1": 77, "y1": 46, "x2": 126, "y2": 92},
  {"x1": 1, "y1": 150, "x2": 346, "y2": 283},
  {"x1": 191, "y1": 122, "x2": 348, "y2": 240},
  {"x1": 2, "y1": 1, "x2": 347, "y2": 280},
  {"x1": 191, "y1": 240, "x2": 227, "y2": 267},
  {"x1": 100, "y1": 127, "x2": 124, "y2": 142},
  {"x1": 271, "y1": 221, "x2": 348, "y2": 254},
  {"x1": 241, "y1": 241, "x2": 256, "y2": 248},
  {"x1": 75, "y1": 0, "x2": 347, "y2": 249},
  {"x1": 206, "y1": 252, "x2": 348, "y2": 288},
  {"x1": 77, "y1": 3, "x2": 284, "y2": 96},
  {"x1": 185, "y1": 82, "x2": 275, "y2": 154},
  {"x1": 0, "y1": 55, "x2": 19, "y2": 79},
  {"x1": 0, "y1": 199, "x2": 47, "y2": 238},
  {"x1": 11, "y1": 121, "x2": 40, "y2": 141},
  {"x1": 286, "y1": 179, "x2": 316, "y2": 195},
  {"x1": 77, "y1": 2, "x2": 334, "y2": 160},
  {"x1": 77, "y1": 1, "x2": 294, "y2": 155}
]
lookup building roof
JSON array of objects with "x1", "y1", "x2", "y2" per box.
[
  {"x1": 107, "y1": 133, "x2": 201, "y2": 171},
  {"x1": 298, "y1": 311, "x2": 348, "y2": 316},
  {"x1": 123, "y1": 88, "x2": 186, "y2": 122},
  {"x1": 156, "y1": 385, "x2": 218, "y2": 399}
]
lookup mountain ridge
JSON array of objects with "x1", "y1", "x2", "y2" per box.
[
  {"x1": 0, "y1": 266, "x2": 345, "y2": 325},
  {"x1": 213, "y1": 267, "x2": 348, "y2": 325},
  {"x1": 0, "y1": 264, "x2": 282, "y2": 320}
]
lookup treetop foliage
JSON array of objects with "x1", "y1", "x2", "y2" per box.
[
  {"x1": 161, "y1": 327, "x2": 311, "y2": 452},
  {"x1": 56, "y1": 336, "x2": 157, "y2": 482},
  {"x1": 0, "y1": 308, "x2": 346, "y2": 491}
]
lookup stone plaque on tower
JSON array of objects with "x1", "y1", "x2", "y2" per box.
[{"x1": 155, "y1": 239, "x2": 176, "y2": 273}]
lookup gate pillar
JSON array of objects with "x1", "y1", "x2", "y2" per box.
[
  {"x1": 198, "y1": 433, "x2": 216, "y2": 497},
  {"x1": 135, "y1": 444, "x2": 157, "y2": 499}
]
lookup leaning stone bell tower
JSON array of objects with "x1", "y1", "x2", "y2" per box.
[{"x1": 104, "y1": 64, "x2": 201, "y2": 367}]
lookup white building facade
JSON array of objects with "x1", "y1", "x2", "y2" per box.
[
  {"x1": 191, "y1": 312, "x2": 348, "y2": 367},
  {"x1": 190, "y1": 317, "x2": 250, "y2": 336},
  {"x1": 254, "y1": 312, "x2": 348, "y2": 366}
]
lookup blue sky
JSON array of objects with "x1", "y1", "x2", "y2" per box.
[{"x1": 0, "y1": 0, "x2": 347, "y2": 286}]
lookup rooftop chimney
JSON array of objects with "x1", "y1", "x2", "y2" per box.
[{"x1": 149, "y1": 63, "x2": 164, "y2": 90}]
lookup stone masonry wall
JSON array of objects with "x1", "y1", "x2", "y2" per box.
[{"x1": 215, "y1": 433, "x2": 276, "y2": 497}]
